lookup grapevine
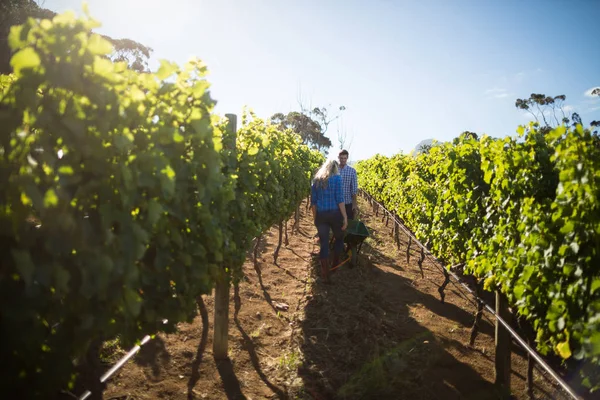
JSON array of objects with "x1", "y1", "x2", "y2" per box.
[
  {"x1": 0, "y1": 10, "x2": 323, "y2": 398},
  {"x1": 356, "y1": 125, "x2": 600, "y2": 392}
]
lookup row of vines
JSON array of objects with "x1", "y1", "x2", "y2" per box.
[
  {"x1": 356, "y1": 126, "x2": 600, "y2": 393},
  {"x1": 0, "y1": 10, "x2": 323, "y2": 398}
]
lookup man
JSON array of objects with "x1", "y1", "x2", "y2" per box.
[{"x1": 338, "y1": 149, "x2": 358, "y2": 219}]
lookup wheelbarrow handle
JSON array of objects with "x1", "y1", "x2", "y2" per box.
[{"x1": 330, "y1": 255, "x2": 351, "y2": 271}]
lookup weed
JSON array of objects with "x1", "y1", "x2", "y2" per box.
[
  {"x1": 100, "y1": 337, "x2": 123, "y2": 364},
  {"x1": 278, "y1": 350, "x2": 302, "y2": 371},
  {"x1": 337, "y1": 332, "x2": 438, "y2": 399}
]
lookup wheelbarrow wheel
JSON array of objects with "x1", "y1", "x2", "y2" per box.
[{"x1": 347, "y1": 248, "x2": 357, "y2": 268}]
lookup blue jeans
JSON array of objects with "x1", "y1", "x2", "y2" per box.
[{"x1": 316, "y1": 209, "x2": 344, "y2": 260}]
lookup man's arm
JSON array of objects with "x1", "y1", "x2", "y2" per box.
[{"x1": 351, "y1": 169, "x2": 358, "y2": 211}]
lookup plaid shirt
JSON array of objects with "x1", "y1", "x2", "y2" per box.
[
  {"x1": 311, "y1": 175, "x2": 344, "y2": 212},
  {"x1": 339, "y1": 164, "x2": 358, "y2": 204}
]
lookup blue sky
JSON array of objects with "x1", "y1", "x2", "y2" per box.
[{"x1": 41, "y1": 0, "x2": 600, "y2": 161}]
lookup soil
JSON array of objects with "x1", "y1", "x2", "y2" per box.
[{"x1": 101, "y1": 196, "x2": 571, "y2": 400}]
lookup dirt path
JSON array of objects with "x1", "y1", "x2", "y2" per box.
[{"x1": 103, "y1": 197, "x2": 567, "y2": 400}]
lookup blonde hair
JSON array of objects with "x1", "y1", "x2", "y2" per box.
[{"x1": 313, "y1": 159, "x2": 339, "y2": 189}]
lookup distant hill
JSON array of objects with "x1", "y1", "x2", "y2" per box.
[{"x1": 411, "y1": 139, "x2": 435, "y2": 156}]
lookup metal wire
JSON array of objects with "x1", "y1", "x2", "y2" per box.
[
  {"x1": 360, "y1": 189, "x2": 582, "y2": 400},
  {"x1": 78, "y1": 319, "x2": 168, "y2": 400}
]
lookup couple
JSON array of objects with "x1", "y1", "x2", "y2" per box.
[{"x1": 310, "y1": 149, "x2": 358, "y2": 283}]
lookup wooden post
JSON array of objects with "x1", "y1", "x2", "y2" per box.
[
  {"x1": 469, "y1": 283, "x2": 484, "y2": 346},
  {"x1": 274, "y1": 220, "x2": 283, "y2": 263},
  {"x1": 495, "y1": 290, "x2": 512, "y2": 396},
  {"x1": 213, "y1": 113, "x2": 237, "y2": 361},
  {"x1": 213, "y1": 279, "x2": 230, "y2": 360},
  {"x1": 417, "y1": 246, "x2": 425, "y2": 278},
  {"x1": 253, "y1": 235, "x2": 262, "y2": 271},
  {"x1": 394, "y1": 219, "x2": 400, "y2": 249},
  {"x1": 438, "y1": 267, "x2": 450, "y2": 303}
]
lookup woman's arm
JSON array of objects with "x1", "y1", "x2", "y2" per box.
[
  {"x1": 338, "y1": 201, "x2": 348, "y2": 230},
  {"x1": 351, "y1": 169, "x2": 359, "y2": 214},
  {"x1": 335, "y1": 177, "x2": 348, "y2": 230},
  {"x1": 310, "y1": 184, "x2": 317, "y2": 223}
]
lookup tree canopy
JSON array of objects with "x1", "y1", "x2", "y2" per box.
[
  {"x1": 0, "y1": 0, "x2": 152, "y2": 74},
  {"x1": 516, "y1": 91, "x2": 600, "y2": 135},
  {"x1": 271, "y1": 111, "x2": 333, "y2": 152}
]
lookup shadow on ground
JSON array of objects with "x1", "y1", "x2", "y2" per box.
[
  {"x1": 297, "y1": 246, "x2": 506, "y2": 400},
  {"x1": 135, "y1": 336, "x2": 171, "y2": 380}
]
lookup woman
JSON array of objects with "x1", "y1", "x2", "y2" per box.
[{"x1": 311, "y1": 159, "x2": 348, "y2": 283}]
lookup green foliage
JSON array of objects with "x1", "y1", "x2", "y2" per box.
[
  {"x1": 0, "y1": 10, "x2": 323, "y2": 398},
  {"x1": 0, "y1": 0, "x2": 152, "y2": 74},
  {"x1": 356, "y1": 124, "x2": 600, "y2": 393}
]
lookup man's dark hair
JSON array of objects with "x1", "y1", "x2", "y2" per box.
[{"x1": 339, "y1": 149, "x2": 349, "y2": 157}]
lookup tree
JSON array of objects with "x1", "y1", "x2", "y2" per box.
[
  {"x1": 515, "y1": 93, "x2": 583, "y2": 133},
  {"x1": 412, "y1": 139, "x2": 435, "y2": 156},
  {"x1": 336, "y1": 113, "x2": 354, "y2": 151},
  {"x1": 516, "y1": 91, "x2": 600, "y2": 136},
  {"x1": 311, "y1": 105, "x2": 346, "y2": 137},
  {"x1": 270, "y1": 111, "x2": 333, "y2": 151},
  {"x1": 103, "y1": 37, "x2": 153, "y2": 72},
  {"x1": 1, "y1": 0, "x2": 53, "y2": 74},
  {"x1": 453, "y1": 131, "x2": 479, "y2": 144},
  {"x1": 591, "y1": 88, "x2": 600, "y2": 135},
  {"x1": 0, "y1": 0, "x2": 152, "y2": 74},
  {"x1": 292, "y1": 87, "x2": 348, "y2": 154}
]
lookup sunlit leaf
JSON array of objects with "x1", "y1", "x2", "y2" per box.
[{"x1": 10, "y1": 48, "x2": 41, "y2": 76}]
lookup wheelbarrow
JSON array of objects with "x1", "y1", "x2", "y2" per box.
[{"x1": 329, "y1": 219, "x2": 370, "y2": 270}]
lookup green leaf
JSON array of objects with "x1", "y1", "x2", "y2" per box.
[
  {"x1": 556, "y1": 340, "x2": 572, "y2": 359},
  {"x1": 156, "y1": 60, "x2": 178, "y2": 80},
  {"x1": 93, "y1": 57, "x2": 115, "y2": 77},
  {"x1": 586, "y1": 332, "x2": 600, "y2": 356},
  {"x1": 560, "y1": 221, "x2": 575, "y2": 235},
  {"x1": 82, "y1": 1, "x2": 91, "y2": 16},
  {"x1": 58, "y1": 165, "x2": 74, "y2": 175},
  {"x1": 191, "y1": 80, "x2": 209, "y2": 98},
  {"x1": 591, "y1": 278, "x2": 600, "y2": 294},
  {"x1": 43, "y1": 189, "x2": 59, "y2": 208},
  {"x1": 8, "y1": 25, "x2": 25, "y2": 51},
  {"x1": 513, "y1": 284, "x2": 525, "y2": 299},
  {"x1": 87, "y1": 34, "x2": 113, "y2": 55},
  {"x1": 161, "y1": 165, "x2": 175, "y2": 180},
  {"x1": 173, "y1": 132, "x2": 184, "y2": 143},
  {"x1": 21, "y1": 192, "x2": 32, "y2": 206},
  {"x1": 522, "y1": 265, "x2": 534, "y2": 281},
  {"x1": 483, "y1": 169, "x2": 492, "y2": 184},
  {"x1": 53, "y1": 10, "x2": 77, "y2": 25},
  {"x1": 10, "y1": 47, "x2": 41, "y2": 76}
]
